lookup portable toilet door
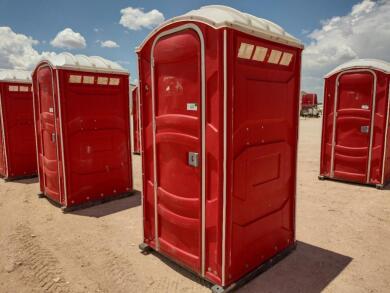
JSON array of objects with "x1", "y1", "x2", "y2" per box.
[
  {"x1": 131, "y1": 85, "x2": 141, "y2": 154},
  {"x1": 0, "y1": 70, "x2": 37, "y2": 180},
  {"x1": 32, "y1": 53, "x2": 133, "y2": 209},
  {"x1": 320, "y1": 59, "x2": 390, "y2": 188},
  {"x1": 137, "y1": 5, "x2": 303, "y2": 291}
]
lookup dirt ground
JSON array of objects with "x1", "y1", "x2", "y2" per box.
[{"x1": 0, "y1": 118, "x2": 390, "y2": 293}]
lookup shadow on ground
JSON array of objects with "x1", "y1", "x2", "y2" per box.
[
  {"x1": 142, "y1": 241, "x2": 352, "y2": 293},
  {"x1": 6, "y1": 177, "x2": 39, "y2": 185},
  {"x1": 70, "y1": 191, "x2": 141, "y2": 218},
  {"x1": 238, "y1": 241, "x2": 352, "y2": 292}
]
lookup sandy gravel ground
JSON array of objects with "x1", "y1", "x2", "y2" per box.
[{"x1": 0, "y1": 118, "x2": 390, "y2": 293}]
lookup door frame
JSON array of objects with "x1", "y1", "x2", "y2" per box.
[
  {"x1": 381, "y1": 82, "x2": 390, "y2": 185},
  {"x1": 34, "y1": 64, "x2": 64, "y2": 203},
  {"x1": 0, "y1": 91, "x2": 9, "y2": 177},
  {"x1": 150, "y1": 23, "x2": 206, "y2": 277},
  {"x1": 55, "y1": 70, "x2": 68, "y2": 206},
  {"x1": 330, "y1": 69, "x2": 377, "y2": 183}
]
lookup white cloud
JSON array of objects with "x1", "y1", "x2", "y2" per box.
[
  {"x1": 302, "y1": 0, "x2": 390, "y2": 100},
  {"x1": 119, "y1": 7, "x2": 164, "y2": 30},
  {"x1": 100, "y1": 40, "x2": 119, "y2": 48},
  {"x1": 117, "y1": 60, "x2": 130, "y2": 65},
  {"x1": 50, "y1": 28, "x2": 86, "y2": 49},
  {"x1": 0, "y1": 26, "x2": 57, "y2": 70}
]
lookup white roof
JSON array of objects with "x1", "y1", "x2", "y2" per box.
[
  {"x1": 37, "y1": 52, "x2": 128, "y2": 75},
  {"x1": 0, "y1": 69, "x2": 32, "y2": 83},
  {"x1": 325, "y1": 59, "x2": 390, "y2": 77},
  {"x1": 137, "y1": 5, "x2": 303, "y2": 51}
]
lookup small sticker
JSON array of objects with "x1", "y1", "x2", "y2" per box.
[
  {"x1": 361, "y1": 104, "x2": 369, "y2": 110},
  {"x1": 361, "y1": 125, "x2": 369, "y2": 133},
  {"x1": 187, "y1": 103, "x2": 198, "y2": 111},
  {"x1": 49, "y1": 107, "x2": 54, "y2": 113}
]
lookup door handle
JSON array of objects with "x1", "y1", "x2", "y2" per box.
[
  {"x1": 51, "y1": 132, "x2": 56, "y2": 143},
  {"x1": 188, "y1": 152, "x2": 199, "y2": 167}
]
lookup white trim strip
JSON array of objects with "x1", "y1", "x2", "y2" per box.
[
  {"x1": 31, "y1": 83, "x2": 42, "y2": 187},
  {"x1": 0, "y1": 79, "x2": 31, "y2": 84},
  {"x1": 221, "y1": 29, "x2": 227, "y2": 286},
  {"x1": 137, "y1": 87, "x2": 142, "y2": 153},
  {"x1": 381, "y1": 82, "x2": 390, "y2": 185},
  {"x1": 35, "y1": 68, "x2": 47, "y2": 191},
  {"x1": 367, "y1": 71, "x2": 378, "y2": 183},
  {"x1": 150, "y1": 44, "x2": 159, "y2": 252},
  {"x1": 0, "y1": 92, "x2": 9, "y2": 177},
  {"x1": 136, "y1": 56, "x2": 145, "y2": 240},
  {"x1": 150, "y1": 23, "x2": 206, "y2": 277},
  {"x1": 330, "y1": 69, "x2": 377, "y2": 183},
  {"x1": 55, "y1": 70, "x2": 68, "y2": 206}
]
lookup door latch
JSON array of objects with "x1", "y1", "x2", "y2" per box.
[
  {"x1": 188, "y1": 152, "x2": 199, "y2": 167},
  {"x1": 361, "y1": 126, "x2": 369, "y2": 133},
  {"x1": 51, "y1": 132, "x2": 56, "y2": 143}
]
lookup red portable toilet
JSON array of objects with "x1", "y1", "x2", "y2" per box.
[
  {"x1": 131, "y1": 85, "x2": 141, "y2": 154},
  {"x1": 0, "y1": 70, "x2": 37, "y2": 180},
  {"x1": 301, "y1": 92, "x2": 318, "y2": 108},
  {"x1": 32, "y1": 53, "x2": 133, "y2": 209},
  {"x1": 320, "y1": 59, "x2": 390, "y2": 188},
  {"x1": 300, "y1": 92, "x2": 320, "y2": 117},
  {"x1": 137, "y1": 5, "x2": 303, "y2": 291}
]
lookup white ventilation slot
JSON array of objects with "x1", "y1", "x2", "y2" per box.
[
  {"x1": 237, "y1": 42, "x2": 254, "y2": 59},
  {"x1": 8, "y1": 85, "x2": 18, "y2": 92},
  {"x1": 279, "y1": 52, "x2": 293, "y2": 66},
  {"x1": 109, "y1": 78, "x2": 120, "y2": 86},
  {"x1": 83, "y1": 76, "x2": 94, "y2": 84},
  {"x1": 97, "y1": 77, "x2": 109, "y2": 85},
  {"x1": 252, "y1": 46, "x2": 268, "y2": 62},
  {"x1": 268, "y1": 50, "x2": 282, "y2": 64},
  {"x1": 19, "y1": 86, "x2": 29, "y2": 92},
  {"x1": 69, "y1": 75, "x2": 82, "y2": 83}
]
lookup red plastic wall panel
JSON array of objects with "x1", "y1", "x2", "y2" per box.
[
  {"x1": 0, "y1": 82, "x2": 37, "y2": 179},
  {"x1": 226, "y1": 31, "x2": 300, "y2": 284},
  {"x1": 131, "y1": 87, "x2": 141, "y2": 153},
  {"x1": 301, "y1": 93, "x2": 318, "y2": 108},
  {"x1": 60, "y1": 70, "x2": 132, "y2": 207},
  {"x1": 139, "y1": 21, "x2": 300, "y2": 287},
  {"x1": 320, "y1": 69, "x2": 389, "y2": 185},
  {"x1": 33, "y1": 64, "x2": 132, "y2": 207}
]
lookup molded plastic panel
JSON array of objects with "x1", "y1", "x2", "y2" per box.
[
  {"x1": 229, "y1": 34, "x2": 298, "y2": 283},
  {"x1": 333, "y1": 72, "x2": 374, "y2": 183},
  {"x1": 153, "y1": 29, "x2": 202, "y2": 271},
  {"x1": 37, "y1": 67, "x2": 61, "y2": 201},
  {"x1": 60, "y1": 70, "x2": 132, "y2": 206}
]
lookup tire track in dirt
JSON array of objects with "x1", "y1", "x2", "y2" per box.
[
  {"x1": 9, "y1": 224, "x2": 70, "y2": 293},
  {"x1": 93, "y1": 248, "x2": 138, "y2": 293},
  {"x1": 92, "y1": 247, "x2": 207, "y2": 292},
  {"x1": 142, "y1": 255, "x2": 208, "y2": 293},
  {"x1": 145, "y1": 275, "x2": 206, "y2": 293}
]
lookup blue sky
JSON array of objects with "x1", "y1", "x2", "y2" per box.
[{"x1": 1, "y1": 0, "x2": 389, "y2": 99}]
